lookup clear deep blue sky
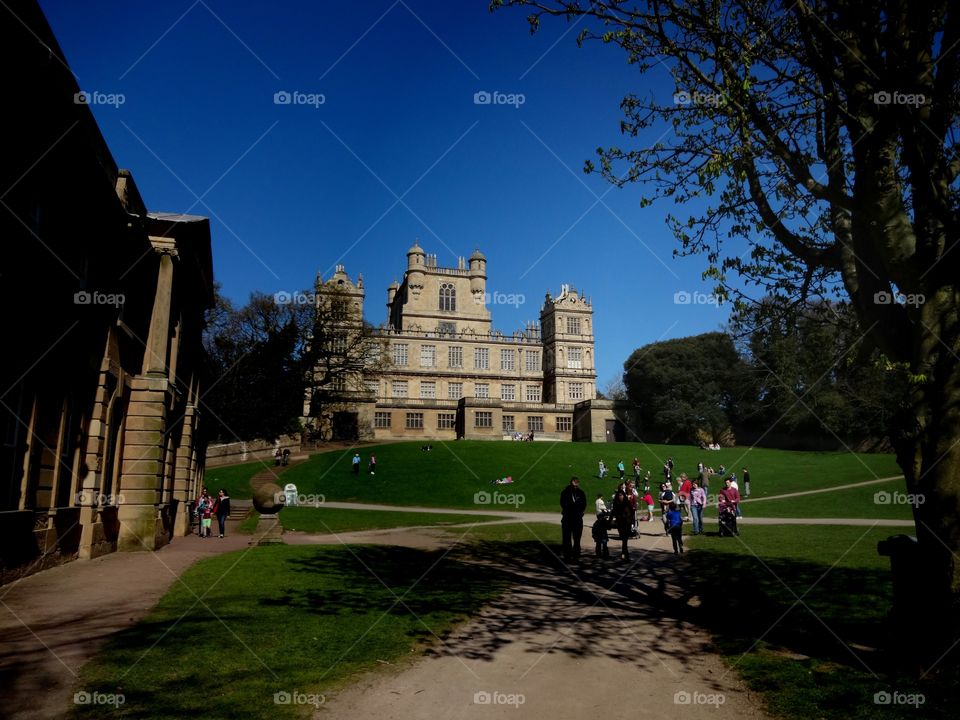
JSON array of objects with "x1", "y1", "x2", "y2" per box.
[{"x1": 40, "y1": 0, "x2": 732, "y2": 387}]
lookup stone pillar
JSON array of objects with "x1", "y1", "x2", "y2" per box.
[
  {"x1": 172, "y1": 399, "x2": 197, "y2": 536},
  {"x1": 117, "y1": 241, "x2": 177, "y2": 551}
]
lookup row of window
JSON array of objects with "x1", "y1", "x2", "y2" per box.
[
  {"x1": 384, "y1": 381, "x2": 586, "y2": 402},
  {"x1": 392, "y1": 345, "x2": 542, "y2": 371},
  {"x1": 374, "y1": 411, "x2": 573, "y2": 432}
]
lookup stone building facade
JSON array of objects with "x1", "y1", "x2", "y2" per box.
[
  {"x1": 306, "y1": 243, "x2": 616, "y2": 441},
  {"x1": 0, "y1": 2, "x2": 214, "y2": 582}
]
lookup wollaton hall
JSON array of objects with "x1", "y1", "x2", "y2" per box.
[{"x1": 304, "y1": 243, "x2": 622, "y2": 442}]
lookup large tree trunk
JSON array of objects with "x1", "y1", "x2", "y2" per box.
[{"x1": 891, "y1": 352, "x2": 960, "y2": 669}]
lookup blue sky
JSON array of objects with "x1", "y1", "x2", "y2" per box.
[{"x1": 40, "y1": 0, "x2": 732, "y2": 387}]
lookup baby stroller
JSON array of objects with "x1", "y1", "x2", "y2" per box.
[{"x1": 718, "y1": 504, "x2": 738, "y2": 536}]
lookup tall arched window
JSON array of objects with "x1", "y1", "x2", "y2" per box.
[{"x1": 439, "y1": 283, "x2": 456, "y2": 312}]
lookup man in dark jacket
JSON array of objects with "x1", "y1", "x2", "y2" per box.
[{"x1": 559, "y1": 476, "x2": 587, "y2": 562}]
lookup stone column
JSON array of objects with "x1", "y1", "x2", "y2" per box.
[{"x1": 117, "y1": 240, "x2": 177, "y2": 552}]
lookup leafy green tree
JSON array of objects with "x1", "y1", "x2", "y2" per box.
[
  {"x1": 623, "y1": 332, "x2": 749, "y2": 443},
  {"x1": 493, "y1": 0, "x2": 959, "y2": 657}
]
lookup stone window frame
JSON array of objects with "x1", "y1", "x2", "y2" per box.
[
  {"x1": 475, "y1": 411, "x2": 493, "y2": 429},
  {"x1": 405, "y1": 412, "x2": 424, "y2": 429}
]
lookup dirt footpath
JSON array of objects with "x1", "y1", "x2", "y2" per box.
[{"x1": 314, "y1": 529, "x2": 771, "y2": 720}]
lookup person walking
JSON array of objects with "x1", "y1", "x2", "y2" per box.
[
  {"x1": 369, "y1": 454, "x2": 377, "y2": 475},
  {"x1": 612, "y1": 489, "x2": 633, "y2": 560},
  {"x1": 213, "y1": 489, "x2": 231, "y2": 538},
  {"x1": 560, "y1": 477, "x2": 587, "y2": 563},
  {"x1": 689, "y1": 480, "x2": 706, "y2": 535},
  {"x1": 352, "y1": 453, "x2": 361, "y2": 475},
  {"x1": 617, "y1": 460, "x2": 626, "y2": 480},
  {"x1": 743, "y1": 467, "x2": 751, "y2": 497}
]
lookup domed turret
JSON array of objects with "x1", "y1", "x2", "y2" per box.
[
  {"x1": 468, "y1": 247, "x2": 486, "y2": 297},
  {"x1": 386, "y1": 279, "x2": 399, "y2": 305},
  {"x1": 407, "y1": 241, "x2": 425, "y2": 269}
]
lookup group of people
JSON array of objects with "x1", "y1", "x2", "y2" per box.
[
  {"x1": 351, "y1": 452, "x2": 377, "y2": 475},
  {"x1": 559, "y1": 460, "x2": 753, "y2": 562},
  {"x1": 511, "y1": 431, "x2": 536, "y2": 441},
  {"x1": 273, "y1": 447, "x2": 291, "y2": 466},
  {"x1": 194, "y1": 488, "x2": 231, "y2": 538}
]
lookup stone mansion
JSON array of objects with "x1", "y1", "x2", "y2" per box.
[{"x1": 305, "y1": 243, "x2": 619, "y2": 442}]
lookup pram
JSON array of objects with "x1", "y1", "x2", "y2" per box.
[{"x1": 718, "y1": 505, "x2": 738, "y2": 536}]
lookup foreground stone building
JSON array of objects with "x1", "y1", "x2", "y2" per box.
[
  {"x1": 305, "y1": 244, "x2": 618, "y2": 441},
  {"x1": 0, "y1": 2, "x2": 214, "y2": 582}
]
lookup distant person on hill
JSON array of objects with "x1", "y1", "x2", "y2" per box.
[
  {"x1": 598, "y1": 459, "x2": 607, "y2": 479},
  {"x1": 559, "y1": 477, "x2": 587, "y2": 563},
  {"x1": 617, "y1": 460, "x2": 625, "y2": 480},
  {"x1": 633, "y1": 458, "x2": 641, "y2": 482},
  {"x1": 743, "y1": 467, "x2": 751, "y2": 497},
  {"x1": 369, "y1": 454, "x2": 377, "y2": 475},
  {"x1": 352, "y1": 452, "x2": 361, "y2": 474}
]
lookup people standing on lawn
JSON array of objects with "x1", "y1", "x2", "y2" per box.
[
  {"x1": 560, "y1": 477, "x2": 587, "y2": 563},
  {"x1": 368, "y1": 454, "x2": 377, "y2": 475},
  {"x1": 598, "y1": 459, "x2": 608, "y2": 479},
  {"x1": 743, "y1": 467, "x2": 751, "y2": 497},
  {"x1": 612, "y1": 489, "x2": 633, "y2": 560},
  {"x1": 352, "y1": 452, "x2": 361, "y2": 475},
  {"x1": 213, "y1": 489, "x2": 231, "y2": 538},
  {"x1": 663, "y1": 461, "x2": 672, "y2": 483},
  {"x1": 665, "y1": 502, "x2": 684, "y2": 554},
  {"x1": 633, "y1": 458, "x2": 642, "y2": 482},
  {"x1": 617, "y1": 460, "x2": 626, "y2": 480},
  {"x1": 689, "y1": 480, "x2": 706, "y2": 535}
]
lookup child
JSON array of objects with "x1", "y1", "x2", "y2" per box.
[
  {"x1": 592, "y1": 516, "x2": 610, "y2": 558},
  {"x1": 595, "y1": 493, "x2": 608, "y2": 516},
  {"x1": 201, "y1": 496, "x2": 213, "y2": 538},
  {"x1": 643, "y1": 490, "x2": 655, "y2": 522},
  {"x1": 665, "y1": 502, "x2": 684, "y2": 554}
]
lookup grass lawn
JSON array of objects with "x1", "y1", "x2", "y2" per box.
[
  {"x1": 687, "y1": 526, "x2": 953, "y2": 719},
  {"x1": 744, "y1": 478, "x2": 915, "y2": 520},
  {"x1": 204, "y1": 461, "x2": 270, "y2": 500},
  {"x1": 272, "y1": 441, "x2": 900, "y2": 512},
  {"x1": 279, "y1": 507, "x2": 507, "y2": 534},
  {"x1": 72, "y1": 544, "x2": 509, "y2": 720}
]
